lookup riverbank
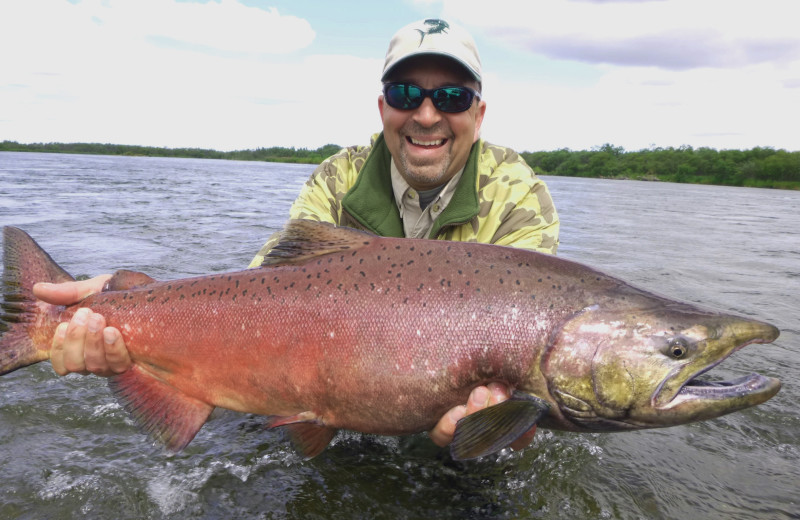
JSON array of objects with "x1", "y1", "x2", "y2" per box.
[{"x1": 3, "y1": 140, "x2": 798, "y2": 190}]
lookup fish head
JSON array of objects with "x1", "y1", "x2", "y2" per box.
[{"x1": 541, "y1": 290, "x2": 781, "y2": 432}]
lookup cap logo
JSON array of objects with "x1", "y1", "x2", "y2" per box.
[{"x1": 415, "y1": 19, "x2": 450, "y2": 46}]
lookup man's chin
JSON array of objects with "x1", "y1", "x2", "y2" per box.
[{"x1": 399, "y1": 153, "x2": 451, "y2": 189}]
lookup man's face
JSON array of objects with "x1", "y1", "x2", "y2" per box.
[{"x1": 379, "y1": 56, "x2": 486, "y2": 191}]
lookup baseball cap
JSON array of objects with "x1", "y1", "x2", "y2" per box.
[{"x1": 381, "y1": 19, "x2": 482, "y2": 83}]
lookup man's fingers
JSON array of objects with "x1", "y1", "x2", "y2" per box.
[
  {"x1": 486, "y1": 382, "x2": 510, "y2": 406},
  {"x1": 464, "y1": 385, "x2": 490, "y2": 415},
  {"x1": 50, "y1": 322, "x2": 69, "y2": 376},
  {"x1": 102, "y1": 327, "x2": 132, "y2": 374},
  {"x1": 429, "y1": 405, "x2": 466, "y2": 447},
  {"x1": 61, "y1": 308, "x2": 91, "y2": 374},
  {"x1": 83, "y1": 312, "x2": 109, "y2": 374},
  {"x1": 33, "y1": 274, "x2": 112, "y2": 305}
]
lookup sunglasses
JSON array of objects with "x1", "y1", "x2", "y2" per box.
[{"x1": 382, "y1": 83, "x2": 479, "y2": 113}]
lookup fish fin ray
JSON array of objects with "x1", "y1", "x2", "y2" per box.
[
  {"x1": 284, "y1": 423, "x2": 337, "y2": 459},
  {"x1": 1, "y1": 227, "x2": 72, "y2": 374},
  {"x1": 450, "y1": 391, "x2": 550, "y2": 461},
  {"x1": 261, "y1": 220, "x2": 375, "y2": 267},
  {"x1": 109, "y1": 366, "x2": 214, "y2": 452},
  {"x1": 103, "y1": 269, "x2": 158, "y2": 291},
  {"x1": 265, "y1": 412, "x2": 337, "y2": 459}
]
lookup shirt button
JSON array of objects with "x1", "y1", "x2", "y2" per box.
[
  {"x1": 432, "y1": 203, "x2": 441, "y2": 213},
  {"x1": 408, "y1": 190, "x2": 417, "y2": 199}
]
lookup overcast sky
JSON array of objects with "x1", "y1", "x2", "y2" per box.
[{"x1": 2, "y1": 0, "x2": 798, "y2": 152}]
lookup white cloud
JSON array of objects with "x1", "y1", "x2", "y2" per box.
[
  {"x1": 447, "y1": 0, "x2": 800, "y2": 70},
  {"x1": 0, "y1": 0, "x2": 382, "y2": 149},
  {"x1": 1, "y1": 1, "x2": 315, "y2": 91},
  {"x1": 442, "y1": 0, "x2": 800, "y2": 151},
  {"x1": 98, "y1": 0, "x2": 314, "y2": 55},
  {"x1": 483, "y1": 59, "x2": 800, "y2": 152}
]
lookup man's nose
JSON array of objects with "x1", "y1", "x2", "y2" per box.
[{"x1": 411, "y1": 97, "x2": 443, "y2": 127}]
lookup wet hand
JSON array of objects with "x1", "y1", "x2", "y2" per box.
[
  {"x1": 429, "y1": 382, "x2": 537, "y2": 451},
  {"x1": 33, "y1": 276, "x2": 132, "y2": 377}
]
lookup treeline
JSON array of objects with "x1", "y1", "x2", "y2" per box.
[
  {"x1": 3, "y1": 140, "x2": 798, "y2": 189},
  {"x1": 521, "y1": 144, "x2": 800, "y2": 190},
  {"x1": 0, "y1": 141, "x2": 343, "y2": 165}
]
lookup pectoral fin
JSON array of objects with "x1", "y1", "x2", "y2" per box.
[
  {"x1": 450, "y1": 391, "x2": 550, "y2": 461},
  {"x1": 265, "y1": 412, "x2": 337, "y2": 459}
]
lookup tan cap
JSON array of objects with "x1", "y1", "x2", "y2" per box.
[{"x1": 381, "y1": 19, "x2": 482, "y2": 83}]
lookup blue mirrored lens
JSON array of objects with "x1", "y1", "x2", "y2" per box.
[
  {"x1": 433, "y1": 87, "x2": 473, "y2": 112},
  {"x1": 385, "y1": 84, "x2": 425, "y2": 110}
]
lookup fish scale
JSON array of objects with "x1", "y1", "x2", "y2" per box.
[{"x1": 0, "y1": 220, "x2": 781, "y2": 460}]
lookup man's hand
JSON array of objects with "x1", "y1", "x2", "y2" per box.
[
  {"x1": 33, "y1": 275, "x2": 132, "y2": 377},
  {"x1": 429, "y1": 382, "x2": 537, "y2": 451}
]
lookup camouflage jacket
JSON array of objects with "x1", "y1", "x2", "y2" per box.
[{"x1": 249, "y1": 133, "x2": 559, "y2": 267}]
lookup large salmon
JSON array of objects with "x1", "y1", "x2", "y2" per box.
[{"x1": 0, "y1": 221, "x2": 781, "y2": 460}]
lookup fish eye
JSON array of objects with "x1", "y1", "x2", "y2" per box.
[{"x1": 667, "y1": 338, "x2": 689, "y2": 359}]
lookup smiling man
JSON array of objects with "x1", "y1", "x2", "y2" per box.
[
  {"x1": 255, "y1": 19, "x2": 560, "y2": 252},
  {"x1": 34, "y1": 19, "x2": 559, "y2": 454}
]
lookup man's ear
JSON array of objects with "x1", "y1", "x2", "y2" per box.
[{"x1": 473, "y1": 99, "x2": 487, "y2": 142}]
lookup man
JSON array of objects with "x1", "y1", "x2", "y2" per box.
[{"x1": 33, "y1": 19, "x2": 559, "y2": 453}]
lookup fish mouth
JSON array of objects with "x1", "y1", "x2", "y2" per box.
[
  {"x1": 655, "y1": 327, "x2": 781, "y2": 415},
  {"x1": 677, "y1": 372, "x2": 780, "y2": 402},
  {"x1": 657, "y1": 371, "x2": 781, "y2": 421}
]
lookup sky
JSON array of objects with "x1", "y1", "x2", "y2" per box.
[{"x1": 1, "y1": 0, "x2": 798, "y2": 153}]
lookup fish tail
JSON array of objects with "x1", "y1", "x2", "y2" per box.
[{"x1": 1, "y1": 226, "x2": 74, "y2": 375}]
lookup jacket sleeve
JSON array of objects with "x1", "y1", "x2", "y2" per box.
[
  {"x1": 490, "y1": 177, "x2": 560, "y2": 254},
  {"x1": 467, "y1": 145, "x2": 560, "y2": 254}
]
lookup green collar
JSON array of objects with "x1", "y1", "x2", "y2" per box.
[{"x1": 342, "y1": 133, "x2": 481, "y2": 238}]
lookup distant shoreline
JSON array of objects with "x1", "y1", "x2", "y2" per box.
[
  {"x1": 3, "y1": 140, "x2": 798, "y2": 190},
  {"x1": 0, "y1": 140, "x2": 341, "y2": 165}
]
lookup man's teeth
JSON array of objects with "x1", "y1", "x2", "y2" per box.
[{"x1": 410, "y1": 137, "x2": 444, "y2": 146}]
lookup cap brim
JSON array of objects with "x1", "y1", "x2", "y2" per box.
[{"x1": 381, "y1": 52, "x2": 481, "y2": 83}]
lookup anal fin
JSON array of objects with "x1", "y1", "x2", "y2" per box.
[
  {"x1": 451, "y1": 391, "x2": 550, "y2": 461},
  {"x1": 109, "y1": 365, "x2": 214, "y2": 452},
  {"x1": 265, "y1": 412, "x2": 337, "y2": 459}
]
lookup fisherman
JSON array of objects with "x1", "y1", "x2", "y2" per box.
[{"x1": 33, "y1": 19, "x2": 559, "y2": 453}]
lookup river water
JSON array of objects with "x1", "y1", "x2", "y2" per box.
[{"x1": 0, "y1": 151, "x2": 797, "y2": 519}]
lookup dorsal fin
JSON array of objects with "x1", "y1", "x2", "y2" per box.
[
  {"x1": 103, "y1": 269, "x2": 158, "y2": 291},
  {"x1": 261, "y1": 220, "x2": 375, "y2": 267}
]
